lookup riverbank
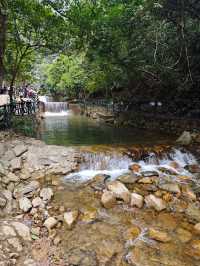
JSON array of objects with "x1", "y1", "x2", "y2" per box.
[{"x1": 1, "y1": 131, "x2": 200, "y2": 265}]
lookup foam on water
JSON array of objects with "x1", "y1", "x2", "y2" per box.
[{"x1": 65, "y1": 148, "x2": 198, "y2": 183}]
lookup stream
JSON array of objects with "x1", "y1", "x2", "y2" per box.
[{"x1": 15, "y1": 98, "x2": 200, "y2": 265}]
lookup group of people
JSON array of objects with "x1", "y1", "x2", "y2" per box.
[{"x1": 0, "y1": 84, "x2": 38, "y2": 101}]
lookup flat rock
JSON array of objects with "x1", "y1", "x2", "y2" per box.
[
  {"x1": 13, "y1": 144, "x2": 27, "y2": 157},
  {"x1": 101, "y1": 190, "x2": 116, "y2": 209},
  {"x1": 148, "y1": 228, "x2": 171, "y2": 242},
  {"x1": 11, "y1": 222, "x2": 31, "y2": 241},
  {"x1": 107, "y1": 180, "x2": 131, "y2": 203},
  {"x1": 145, "y1": 194, "x2": 166, "y2": 211},
  {"x1": 159, "y1": 183, "x2": 181, "y2": 193},
  {"x1": 117, "y1": 174, "x2": 138, "y2": 184},
  {"x1": 32, "y1": 197, "x2": 44, "y2": 208}
]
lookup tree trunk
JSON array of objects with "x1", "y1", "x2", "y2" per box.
[{"x1": 0, "y1": 7, "x2": 7, "y2": 90}]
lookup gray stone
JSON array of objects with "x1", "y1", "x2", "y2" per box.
[
  {"x1": 101, "y1": 190, "x2": 116, "y2": 209},
  {"x1": 63, "y1": 211, "x2": 79, "y2": 229},
  {"x1": 159, "y1": 183, "x2": 181, "y2": 194},
  {"x1": 107, "y1": 180, "x2": 131, "y2": 203},
  {"x1": 1, "y1": 225, "x2": 16, "y2": 237},
  {"x1": 0, "y1": 193, "x2": 7, "y2": 208},
  {"x1": 43, "y1": 217, "x2": 57, "y2": 230},
  {"x1": 10, "y1": 158, "x2": 22, "y2": 171},
  {"x1": 186, "y1": 203, "x2": 200, "y2": 222},
  {"x1": 7, "y1": 173, "x2": 20, "y2": 183},
  {"x1": 176, "y1": 131, "x2": 192, "y2": 145},
  {"x1": 13, "y1": 144, "x2": 27, "y2": 157},
  {"x1": 7, "y1": 238, "x2": 23, "y2": 252},
  {"x1": 3, "y1": 150, "x2": 15, "y2": 161},
  {"x1": 32, "y1": 197, "x2": 44, "y2": 208},
  {"x1": 130, "y1": 193, "x2": 144, "y2": 208},
  {"x1": 13, "y1": 181, "x2": 40, "y2": 199}
]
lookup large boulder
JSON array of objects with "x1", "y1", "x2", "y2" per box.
[
  {"x1": 101, "y1": 190, "x2": 116, "y2": 209},
  {"x1": 145, "y1": 194, "x2": 166, "y2": 211},
  {"x1": 107, "y1": 181, "x2": 131, "y2": 203},
  {"x1": 130, "y1": 193, "x2": 144, "y2": 208}
]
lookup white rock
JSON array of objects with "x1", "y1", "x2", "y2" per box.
[
  {"x1": 32, "y1": 197, "x2": 44, "y2": 208},
  {"x1": 7, "y1": 173, "x2": 20, "y2": 183},
  {"x1": 11, "y1": 222, "x2": 31, "y2": 241},
  {"x1": 63, "y1": 210, "x2": 78, "y2": 229},
  {"x1": 145, "y1": 194, "x2": 166, "y2": 211},
  {"x1": 101, "y1": 190, "x2": 116, "y2": 208},
  {"x1": 43, "y1": 217, "x2": 57, "y2": 230},
  {"x1": 19, "y1": 197, "x2": 32, "y2": 212},
  {"x1": 107, "y1": 181, "x2": 131, "y2": 203},
  {"x1": 130, "y1": 193, "x2": 144, "y2": 208},
  {"x1": 40, "y1": 188, "x2": 53, "y2": 202}
]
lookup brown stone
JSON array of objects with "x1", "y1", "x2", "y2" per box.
[{"x1": 148, "y1": 228, "x2": 171, "y2": 242}]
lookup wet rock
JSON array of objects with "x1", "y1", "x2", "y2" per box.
[
  {"x1": 130, "y1": 193, "x2": 144, "y2": 208},
  {"x1": 107, "y1": 180, "x2": 131, "y2": 203},
  {"x1": 158, "y1": 167, "x2": 178, "y2": 175},
  {"x1": 10, "y1": 158, "x2": 22, "y2": 171},
  {"x1": 19, "y1": 197, "x2": 32, "y2": 212},
  {"x1": 140, "y1": 171, "x2": 159, "y2": 177},
  {"x1": 176, "y1": 131, "x2": 192, "y2": 145},
  {"x1": 194, "y1": 223, "x2": 200, "y2": 234},
  {"x1": 43, "y1": 217, "x2": 57, "y2": 230},
  {"x1": 148, "y1": 228, "x2": 171, "y2": 242},
  {"x1": 117, "y1": 173, "x2": 138, "y2": 184},
  {"x1": 40, "y1": 187, "x2": 53, "y2": 202},
  {"x1": 124, "y1": 226, "x2": 141, "y2": 241},
  {"x1": 32, "y1": 197, "x2": 44, "y2": 208},
  {"x1": 176, "y1": 228, "x2": 192, "y2": 243},
  {"x1": 185, "y1": 203, "x2": 200, "y2": 222},
  {"x1": 81, "y1": 209, "x2": 98, "y2": 223},
  {"x1": 7, "y1": 238, "x2": 23, "y2": 252},
  {"x1": 145, "y1": 194, "x2": 166, "y2": 211},
  {"x1": 159, "y1": 183, "x2": 181, "y2": 194},
  {"x1": 129, "y1": 164, "x2": 141, "y2": 172},
  {"x1": 186, "y1": 240, "x2": 200, "y2": 259},
  {"x1": 185, "y1": 164, "x2": 200, "y2": 173},
  {"x1": 11, "y1": 222, "x2": 31, "y2": 241},
  {"x1": 63, "y1": 210, "x2": 79, "y2": 229},
  {"x1": 138, "y1": 176, "x2": 157, "y2": 184},
  {"x1": 0, "y1": 193, "x2": 7, "y2": 208},
  {"x1": 182, "y1": 186, "x2": 196, "y2": 201},
  {"x1": 13, "y1": 144, "x2": 27, "y2": 157},
  {"x1": 169, "y1": 161, "x2": 180, "y2": 170},
  {"x1": 101, "y1": 190, "x2": 116, "y2": 209}
]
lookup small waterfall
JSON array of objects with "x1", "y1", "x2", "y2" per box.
[
  {"x1": 39, "y1": 95, "x2": 69, "y2": 116},
  {"x1": 45, "y1": 102, "x2": 68, "y2": 113},
  {"x1": 65, "y1": 148, "x2": 198, "y2": 182}
]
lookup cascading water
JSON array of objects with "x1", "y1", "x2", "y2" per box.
[
  {"x1": 39, "y1": 95, "x2": 69, "y2": 116},
  {"x1": 65, "y1": 147, "x2": 198, "y2": 182}
]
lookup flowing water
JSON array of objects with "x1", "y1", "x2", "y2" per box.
[{"x1": 37, "y1": 96, "x2": 200, "y2": 265}]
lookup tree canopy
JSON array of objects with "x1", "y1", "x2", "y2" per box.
[{"x1": 1, "y1": 0, "x2": 200, "y2": 100}]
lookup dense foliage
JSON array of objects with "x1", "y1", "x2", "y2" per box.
[{"x1": 1, "y1": 0, "x2": 200, "y2": 100}]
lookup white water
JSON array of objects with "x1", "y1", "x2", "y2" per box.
[
  {"x1": 65, "y1": 148, "x2": 197, "y2": 182},
  {"x1": 39, "y1": 95, "x2": 69, "y2": 116},
  {"x1": 43, "y1": 111, "x2": 71, "y2": 117}
]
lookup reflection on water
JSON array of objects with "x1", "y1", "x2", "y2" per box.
[{"x1": 38, "y1": 111, "x2": 175, "y2": 146}]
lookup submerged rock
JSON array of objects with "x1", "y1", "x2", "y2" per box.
[
  {"x1": 176, "y1": 131, "x2": 192, "y2": 145},
  {"x1": 176, "y1": 228, "x2": 192, "y2": 243},
  {"x1": 185, "y1": 203, "x2": 200, "y2": 222},
  {"x1": 145, "y1": 194, "x2": 166, "y2": 211},
  {"x1": 63, "y1": 210, "x2": 79, "y2": 229},
  {"x1": 107, "y1": 180, "x2": 131, "y2": 203},
  {"x1": 101, "y1": 190, "x2": 116, "y2": 209},
  {"x1": 148, "y1": 228, "x2": 171, "y2": 242}
]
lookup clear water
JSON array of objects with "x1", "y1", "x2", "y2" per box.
[{"x1": 37, "y1": 110, "x2": 176, "y2": 146}]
